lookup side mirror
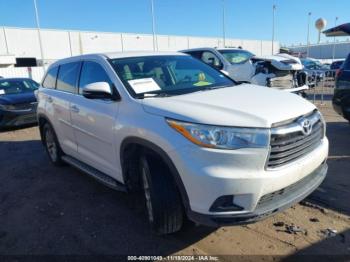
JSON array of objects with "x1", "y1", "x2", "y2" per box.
[{"x1": 82, "y1": 82, "x2": 120, "y2": 100}]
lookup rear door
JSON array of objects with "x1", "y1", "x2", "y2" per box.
[
  {"x1": 44, "y1": 62, "x2": 81, "y2": 157},
  {"x1": 69, "y1": 60, "x2": 119, "y2": 177}
]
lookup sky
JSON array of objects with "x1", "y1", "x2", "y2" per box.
[{"x1": 0, "y1": 0, "x2": 349, "y2": 46}]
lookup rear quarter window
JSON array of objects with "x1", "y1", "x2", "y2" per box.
[
  {"x1": 42, "y1": 66, "x2": 59, "y2": 89},
  {"x1": 56, "y1": 62, "x2": 80, "y2": 93}
]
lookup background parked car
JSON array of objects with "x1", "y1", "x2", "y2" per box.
[
  {"x1": 333, "y1": 54, "x2": 350, "y2": 122},
  {"x1": 301, "y1": 58, "x2": 329, "y2": 87},
  {"x1": 181, "y1": 47, "x2": 309, "y2": 95},
  {"x1": 331, "y1": 60, "x2": 344, "y2": 70},
  {"x1": 0, "y1": 78, "x2": 39, "y2": 128},
  {"x1": 329, "y1": 60, "x2": 345, "y2": 79}
]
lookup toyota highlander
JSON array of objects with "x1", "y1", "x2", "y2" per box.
[{"x1": 36, "y1": 52, "x2": 328, "y2": 234}]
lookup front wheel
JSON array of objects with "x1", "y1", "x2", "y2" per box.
[{"x1": 140, "y1": 154, "x2": 183, "y2": 234}]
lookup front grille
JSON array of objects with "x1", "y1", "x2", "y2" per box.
[
  {"x1": 257, "y1": 163, "x2": 324, "y2": 210},
  {"x1": 267, "y1": 110, "x2": 324, "y2": 168}
]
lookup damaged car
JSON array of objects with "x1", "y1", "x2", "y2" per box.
[{"x1": 181, "y1": 47, "x2": 309, "y2": 95}]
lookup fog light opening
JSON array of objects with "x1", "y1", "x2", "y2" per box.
[{"x1": 209, "y1": 195, "x2": 244, "y2": 212}]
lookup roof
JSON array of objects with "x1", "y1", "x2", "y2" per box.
[
  {"x1": 49, "y1": 51, "x2": 187, "y2": 68},
  {"x1": 104, "y1": 51, "x2": 186, "y2": 59},
  {"x1": 0, "y1": 77, "x2": 36, "y2": 81},
  {"x1": 180, "y1": 47, "x2": 217, "y2": 52},
  {"x1": 323, "y1": 23, "x2": 350, "y2": 37}
]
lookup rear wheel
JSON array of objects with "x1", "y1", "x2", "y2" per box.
[
  {"x1": 140, "y1": 154, "x2": 183, "y2": 234},
  {"x1": 43, "y1": 123, "x2": 64, "y2": 166}
]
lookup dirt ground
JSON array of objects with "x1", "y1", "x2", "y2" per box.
[{"x1": 0, "y1": 99, "x2": 349, "y2": 260}]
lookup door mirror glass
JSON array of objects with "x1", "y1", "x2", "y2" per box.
[{"x1": 82, "y1": 82, "x2": 116, "y2": 100}]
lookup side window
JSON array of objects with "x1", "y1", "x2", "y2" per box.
[
  {"x1": 56, "y1": 62, "x2": 80, "y2": 93},
  {"x1": 79, "y1": 61, "x2": 112, "y2": 94},
  {"x1": 42, "y1": 66, "x2": 58, "y2": 89},
  {"x1": 201, "y1": 51, "x2": 222, "y2": 69}
]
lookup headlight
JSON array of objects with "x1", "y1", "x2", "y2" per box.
[{"x1": 167, "y1": 119, "x2": 269, "y2": 149}]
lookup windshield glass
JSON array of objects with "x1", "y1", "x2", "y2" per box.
[
  {"x1": 218, "y1": 49, "x2": 254, "y2": 64},
  {"x1": 110, "y1": 55, "x2": 234, "y2": 97},
  {"x1": 0, "y1": 79, "x2": 39, "y2": 95}
]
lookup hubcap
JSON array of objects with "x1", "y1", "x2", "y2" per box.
[
  {"x1": 142, "y1": 167, "x2": 154, "y2": 222},
  {"x1": 45, "y1": 128, "x2": 57, "y2": 162}
]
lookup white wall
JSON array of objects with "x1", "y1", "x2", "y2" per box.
[
  {"x1": 0, "y1": 27, "x2": 280, "y2": 65},
  {"x1": 0, "y1": 67, "x2": 44, "y2": 82},
  {"x1": 289, "y1": 42, "x2": 350, "y2": 59}
]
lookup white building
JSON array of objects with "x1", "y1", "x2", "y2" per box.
[{"x1": 0, "y1": 26, "x2": 279, "y2": 68}]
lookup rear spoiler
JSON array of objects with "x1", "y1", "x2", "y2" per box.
[{"x1": 323, "y1": 23, "x2": 350, "y2": 37}]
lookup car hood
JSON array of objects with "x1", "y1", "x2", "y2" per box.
[
  {"x1": 253, "y1": 54, "x2": 303, "y2": 71},
  {"x1": 141, "y1": 84, "x2": 316, "y2": 128},
  {"x1": 0, "y1": 92, "x2": 37, "y2": 105}
]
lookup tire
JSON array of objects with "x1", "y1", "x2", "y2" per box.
[
  {"x1": 140, "y1": 154, "x2": 183, "y2": 234},
  {"x1": 42, "y1": 122, "x2": 64, "y2": 166}
]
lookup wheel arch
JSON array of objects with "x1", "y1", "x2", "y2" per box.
[
  {"x1": 120, "y1": 136, "x2": 190, "y2": 211},
  {"x1": 37, "y1": 113, "x2": 54, "y2": 144}
]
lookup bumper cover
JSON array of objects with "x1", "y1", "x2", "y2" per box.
[
  {"x1": 0, "y1": 109, "x2": 37, "y2": 127},
  {"x1": 187, "y1": 162, "x2": 327, "y2": 227}
]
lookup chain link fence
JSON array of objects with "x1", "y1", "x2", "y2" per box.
[{"x1": 306, "y1": 71, "x2": 335, "y2": 106}]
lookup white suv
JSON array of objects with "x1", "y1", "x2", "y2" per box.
[{"x1": 37, "y1": 52, "x2": 328, "y2": 234}]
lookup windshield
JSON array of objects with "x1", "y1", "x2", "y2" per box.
[
  {"x1": 110, "y1": 55, "x2": 235, "y2": 98},
  {"x1": 218, "y1": 49, "x2": 254, "y2": 64},
  {"x1": 0, "y1": 79, "x2": 39, "y2": 95}
]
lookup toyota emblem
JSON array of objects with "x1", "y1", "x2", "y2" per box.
[{"x1": 300, "y1": 119, "x2": 312, "y2": 135}]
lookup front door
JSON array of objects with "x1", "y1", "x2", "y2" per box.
[{"x1": 70, "y1": 60, "x2": 119, "y2": 178}]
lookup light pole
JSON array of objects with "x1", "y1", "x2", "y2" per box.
[
  {"x1": 33, "y1": 0, "x2": 45, "y2": 69},
  {"x1": 307, "y1": 12, "x2": 311, "y2": 57},
  {"x1": 2, "y1": 27, "x2": 9, "y2": 54},
  {"x1": 222, "y1": 0, "x2": 226, "y2": 48},
  {"x1": 150, "y1": 0, "x2": 157, "y2": 51},
  {"x1": 332, "y1": 17, "x2": 339, "y2": 61},
  {"x1": 272, "y1": 4, "x2": 276, "y2": 54}
]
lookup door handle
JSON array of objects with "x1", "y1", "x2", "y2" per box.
[{"x1": 70, "y1": 105, "x2": 80, "y2": 113}]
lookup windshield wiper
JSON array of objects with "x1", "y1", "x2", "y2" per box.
[
  {"x1": 138, "y1": 92, "x2": 173, "y2": 99},
  {"x1": 199, "y1": 84, "x2": 232, "y2": 91}
]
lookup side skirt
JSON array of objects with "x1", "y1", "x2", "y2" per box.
[{"x1": 62, "y1": 155, "x2": 127, "y2": 192}]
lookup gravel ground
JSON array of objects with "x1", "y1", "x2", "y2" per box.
[{"x1": 0, "y1": 100, "x2": 349, "y2": 260}]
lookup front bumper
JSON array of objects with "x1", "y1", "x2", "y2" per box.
[
  {"x1": 187, "y1": 162, "x2": 327, "y2": 227},
  {"x1": 168, "y1": 137, "x2": 328, "y2": 226},
  {"x1": 0, "y1": 108, "x2": 37, "y2": 127}
]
